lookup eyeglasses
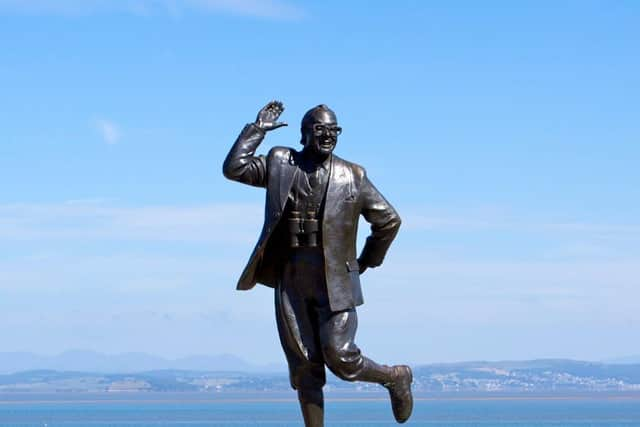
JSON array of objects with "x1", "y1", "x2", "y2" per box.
[{"x1": 312, "y1": 124, "x2": 342, "y2": 136}]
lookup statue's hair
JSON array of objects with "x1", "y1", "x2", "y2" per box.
[{"x1": 300, "y1": 104, "x2": 337, "y2": 145}]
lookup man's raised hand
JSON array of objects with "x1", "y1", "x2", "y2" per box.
[{"x1": 255, "y1": 100, "x2": 288, "y2": 132}]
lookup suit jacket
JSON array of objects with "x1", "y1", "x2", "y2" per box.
[{"x1": 223, "y1": 123, "x2": 401, "y2": 311}]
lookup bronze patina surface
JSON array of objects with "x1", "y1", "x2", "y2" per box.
[{"x1": 223, "y1": 101, "x2": 413, "y2": 426}]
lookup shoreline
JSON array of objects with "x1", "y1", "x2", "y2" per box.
[{"x1": 2, "y1": 392, "x2": 640, "y2": 404}]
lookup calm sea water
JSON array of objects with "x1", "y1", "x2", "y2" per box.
[{"x1": 1, "y1": 393, "x2": 639, "y2": 426}]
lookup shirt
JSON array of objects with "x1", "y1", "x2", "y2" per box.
[{"x1": 286, "y1": 152, "x2": 331, "y2": 217}]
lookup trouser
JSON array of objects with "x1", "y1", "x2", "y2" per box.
[{"x1": 275, "y1": 247, "x2": 394, "y2": 390}]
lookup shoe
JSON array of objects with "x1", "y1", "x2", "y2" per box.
[{"x1": 384, "y1": 365, "x2": 413, "y2": 423}]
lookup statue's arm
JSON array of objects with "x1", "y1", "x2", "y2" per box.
[
  {"x1": 222, "y1": 101, "x2": 287, "y2": 188},
  {"x1": 223, "y1": 124, "x2": 268, "y2": 187},
  {"x1": 357, "y1": 173, "x2": 402, "y2": 273}
]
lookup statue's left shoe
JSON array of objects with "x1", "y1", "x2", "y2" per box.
[{"x1": 384, "y1": 365, "x2": 413, "y2": 423}]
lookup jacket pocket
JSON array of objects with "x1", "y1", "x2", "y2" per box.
[
  {"x1": 345, "y1": 259, "x2": 359, "y2": 272},
  {"x1": 345, "y1": 259, "x2": 363, "y2": 305},
  {"x1": 346, "y1": 259, "x2": 361, "y2": 286}
]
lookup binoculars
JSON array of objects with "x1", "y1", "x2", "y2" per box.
[{"x1": 288, "y1": 210, "x2": 320, "y2": 248}]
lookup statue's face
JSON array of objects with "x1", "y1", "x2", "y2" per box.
[{"x1": 303, "y1": 111, "x2": 342, "y2": 157}]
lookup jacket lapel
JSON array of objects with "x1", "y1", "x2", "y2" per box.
[
  {"x1": 324, "y1": 155, "x2": 347, "y2": 223},
  {"x1": 278, "y1": 151, "x2": 297, "y2": 210}
]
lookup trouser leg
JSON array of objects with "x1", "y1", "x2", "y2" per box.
[
  {"x1": 275, "y1": 280, "x2": 327, "y2": 426},
  {"x1": 275, "y1": 284, "x2": 326, "y2": 390},
  {"x1": 319, "y1": 308, "x2": 414, "y2": 423},
  {"x1": 320, "y1": 308, "x2": 395, "y2": 385}
]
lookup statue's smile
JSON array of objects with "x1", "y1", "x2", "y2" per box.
[{"x1": 320, "y1": 137, "x2": 335, "y2": 148}]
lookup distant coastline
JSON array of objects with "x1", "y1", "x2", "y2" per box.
[
  {"x1": 1, "y1": 357, "x2": 639, "y2": 395},
  {"x1": 2, "y1": 391, "x2": 640, "y2": 405}
]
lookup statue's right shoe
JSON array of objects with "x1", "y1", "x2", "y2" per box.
[{"x1": 384, "y1": 365, "x2": 413, "y2": 423}]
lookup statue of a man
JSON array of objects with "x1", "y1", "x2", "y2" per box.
[{"x1": 223, "y1": 101, "x2": 413, "y2": 426}]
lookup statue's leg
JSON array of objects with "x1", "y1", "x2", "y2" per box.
[
  {"x1": 317, "y1": 308, "x2": 389, "y2": 382},
  {"x1": 275, "y1": 272, "x2": 326, "y2": 427},
  {"x1": 319, "y1": 308, "x2": 413, "y2": 423},
  {"x1": 297, "y1": 387, "x2": 324, "y2": 427}
]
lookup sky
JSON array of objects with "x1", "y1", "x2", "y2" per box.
[{"x1": 0, "y1": 0, "x2": 639, "y2": 367}]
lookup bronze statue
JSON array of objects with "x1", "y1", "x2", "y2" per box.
[{"x1": 223, "y1": 101, "x2": 413, "y2": 426}]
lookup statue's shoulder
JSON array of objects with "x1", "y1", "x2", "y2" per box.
[
  {"x1": 267, "y1": 146, "x2": 298, "y2": 165},
  {"x1": 333, "y1": 154, "x2": 366, "y2": 179}
]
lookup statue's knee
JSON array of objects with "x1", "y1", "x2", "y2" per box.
[
  {"x1": 290, "y1": 362, "x2": 326, "y2": 391},
  {"x1": 323, "y1": 346, "x2": 363, "y2": 381}
]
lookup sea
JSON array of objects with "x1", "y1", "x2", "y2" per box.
[{"x1": 1, "y1": 392, "x2": 639, "y2": 427}]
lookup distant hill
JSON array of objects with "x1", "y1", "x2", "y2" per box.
[
  {"x1": 0, "y1": 350, "x2": 285, "y2": 374},
  {"x1": 413, "y1": 359, "x2": 640, "y2": 388},
  {"x1": 0, "y1": 358, "x2": 639, "y2": 394},
  {"x1": 603, "y1": 355, "x2": 640, "y2": 364}
]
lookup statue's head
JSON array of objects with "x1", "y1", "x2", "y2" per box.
[{"x1": 300, "y1": 104, "x2": 341, "y2": 157}]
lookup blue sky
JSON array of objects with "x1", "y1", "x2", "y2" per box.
[{"x1": 1, "y1": 0, "x2": 639, "y2": 366}]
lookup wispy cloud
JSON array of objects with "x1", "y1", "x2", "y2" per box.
[
  {"x1": 0, "y1": 200, "x2": 262, "y2": 243},
  {"x1": 404, "y1": 212, "x2": 640, "y2": 236},
  {"x1": 2, "y1": 200, "x2": 639, "y2": 247},
  {"x1": 0, "y1": 0, "x2": 304, "y2": 20},
  {"x1": 94, "y1": 119, "x2": 120, "y2": 145},
  {"x1": 1, "y1": 201, "x2": 638, "y2": 362},
  {"x1": 182, "y1": 0, "x2": 303, "y2": 19}
]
